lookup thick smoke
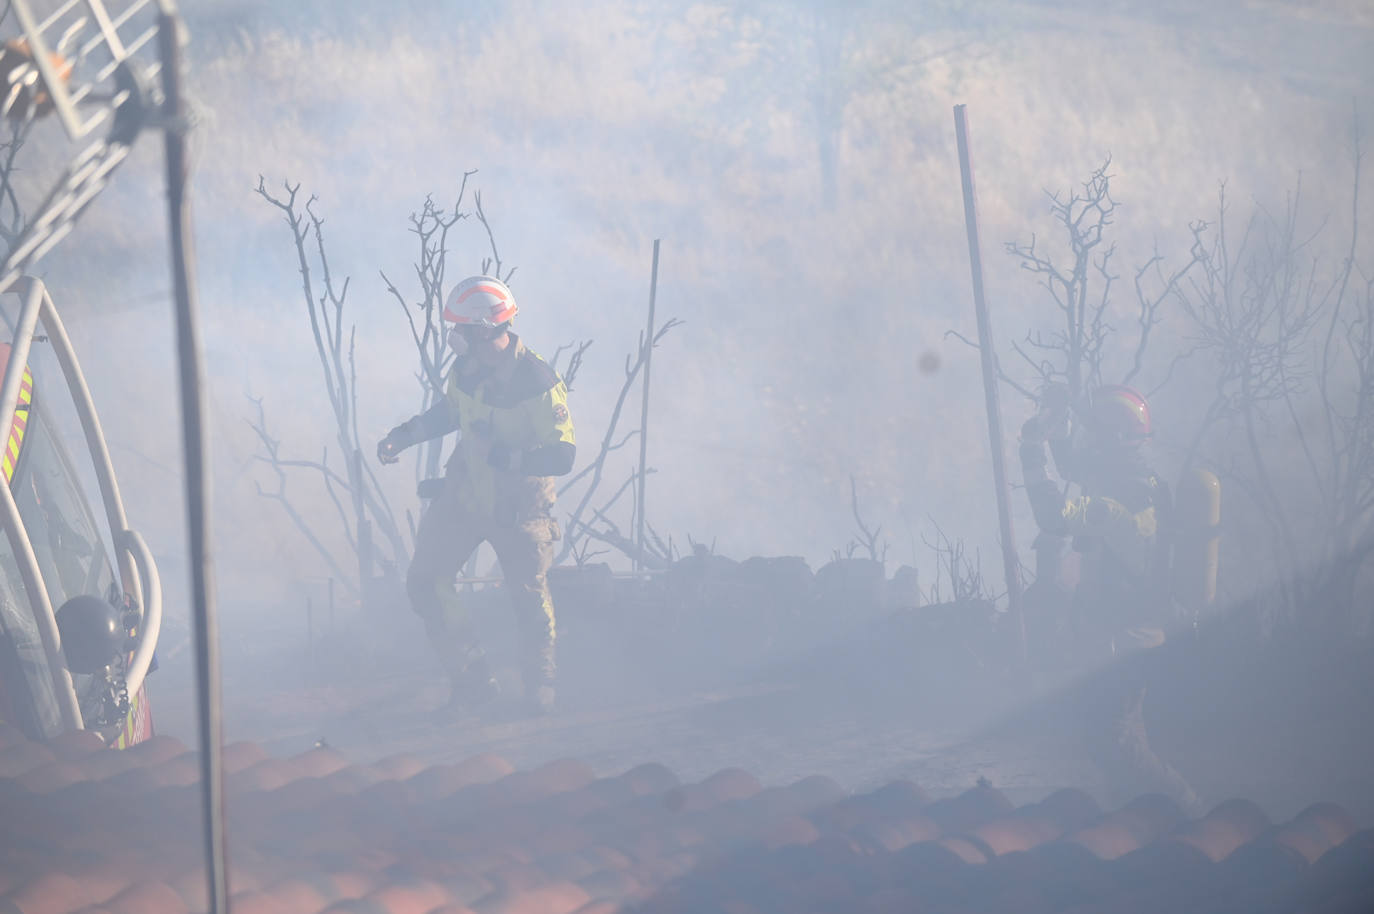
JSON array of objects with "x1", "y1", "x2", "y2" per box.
[{"x1": 4, "y1": 0, "x2": 1371, "y2": 811}]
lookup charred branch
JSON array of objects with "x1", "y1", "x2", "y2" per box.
[
  {"x1": 255, "y1": 179, "x2": 409, "y2": 590},
  {"x1": 552, "y1": 339, "x2": 593, "y2": 392},
  {"x1": 923, "y1": 519, "x2": 987, "y2": 605},
  {"x1": 475, "y1": 190, "x2": 516, "y2": 284},
  {"x1": 245, "y1": 395, "x2": 359, "y2": 599},
  {"x1": 556, "y1": 317, "x2": 683, "y2": 565},
  {"x1": 1177, "y1": 132, "x2": 1372, "y2": 629},
  {"x1": 845, "y1": 475, "x2": 888, "y2": 564}
]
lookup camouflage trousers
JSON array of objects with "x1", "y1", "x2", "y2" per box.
[{"x1": 405, "y1": 482, "x2": 559, "y2": 696}]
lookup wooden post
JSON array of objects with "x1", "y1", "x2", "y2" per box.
[
  {"x1": 635, "y1": 239, "x2": 661, "y2": 572},
  {"x1": 952, "y1": 104, "x2": 1026, "y2": 660}
]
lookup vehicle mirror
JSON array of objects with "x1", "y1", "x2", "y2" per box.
[{"x1": 56, "y1": 594, "x2": 125, "y2": 674}]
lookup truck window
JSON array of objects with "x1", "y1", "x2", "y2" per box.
[
  {"x1": 0, "y1": 392, "x2": 117, "y2": 739},
  {"x1": 0, "y1": 549, "x2": 62, "y2": 739},
  {"x1": 11, "y1": 396, "x2": 116, "y2": 607}
]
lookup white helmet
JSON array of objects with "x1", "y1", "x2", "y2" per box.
[{"x1": 443, "y1": 275, "x2": 518, "y2": 327}]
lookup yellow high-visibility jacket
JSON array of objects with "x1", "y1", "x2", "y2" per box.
[
  {"x1": 1022, "y1": 437, "x2": 1167, "y2": 580},
  {"x1": 1051, "y1": 489, "x2": 1159, "y2": 579},
  {"x1": 398, "y1": 334, "x2": 575, "y2": 520}
]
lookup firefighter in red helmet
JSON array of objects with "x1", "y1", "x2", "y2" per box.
[
  {"x1": 1020, "y1": 382, "x2": 1201, "y2": 811},
  {"x1": 378, "y1": 276, "x2": 575, "y2": 717},
  {"x1": 1021, "y1": 384, "x2": 1166, "y2": 644}
]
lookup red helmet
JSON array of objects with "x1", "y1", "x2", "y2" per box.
[
  {"x1": 1089, "y1": 385, "x2": 1151, "y2": 440},
  {"x1": 443, "y1": 275, "x2": 517, "y2": 327}
]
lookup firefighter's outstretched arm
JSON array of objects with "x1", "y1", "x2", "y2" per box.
[
  {"x1": 1036, "y1": 383, "x2": 1083, "y2": 481},
  {"x1": 377, "y1": 399, "x2": 462, "y2": 465},
  {"x1": 1020, "y1": 417, "x2": 1070, "y2": 534}
]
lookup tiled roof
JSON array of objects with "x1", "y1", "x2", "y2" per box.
[{"x1": 1, "y1": 723, "x2": 1370, "y2": 913}]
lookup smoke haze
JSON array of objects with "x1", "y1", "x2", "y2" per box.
[{"x1": 6, "y1": 0, "x2": 1373, "y2": 807}]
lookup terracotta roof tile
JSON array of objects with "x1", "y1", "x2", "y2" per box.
[{"x1": 0, "y1": 729, "x2": 1370, "y2": 914}]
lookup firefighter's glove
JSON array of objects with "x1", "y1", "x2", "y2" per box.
[
  {"x1": 378, "y1": 423, "x2": 412, "y2": 466},
  {"x1": 486, "y1": 443, "x2": 523, "y2": 473}
]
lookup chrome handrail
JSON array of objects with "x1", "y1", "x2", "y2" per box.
[
  {"x1": 34, "y1": 278, "x2": 144, "y2": 609},
  {"x1": 120, "y1": 528, "x2": 160, "y2": 697}
]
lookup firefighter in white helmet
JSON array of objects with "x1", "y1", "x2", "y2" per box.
[{"x1": 378, "y1": 276, "x2": 575, "y2": 717}]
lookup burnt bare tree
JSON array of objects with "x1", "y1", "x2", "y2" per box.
[
  {"x1": 254, "y1": 179, "x2": 409, "y2": 603},
  {"x1": 564, "y1": 466, "x2": 675, "y2": 570},
  {"x1": 245, "y1": 395, "x2": 360, "y2": 597},
  {"x1": 1174, "y1": 133, "x2": 1372, "y2": 632},
  {"x1": 555, "y1": 315, "x2": 683, "y2": 567},
  {"x1": 379, "y1": 177, "x2": 479, "y2": 488},
  {"x1": 997, "y1": 157, "x2": 1202, "y2": 406},
  {"x1": 923, "y1": 520, "x2": 988, "y2": 605},
  {"x1": 0, "y1": 117, "x2": 30, "y2": 255},
  {"x1": 835, "y1": 474, "x2": 889, "y2": 564}
]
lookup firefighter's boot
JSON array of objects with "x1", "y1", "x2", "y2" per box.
[
  {"x1": 520, "y1": 645, "x2": 557, "y2": 717},
  {"x1": 527, "y1": 681, "x2": 557, "y2": 717},
  {"x1": 437, "y1": 648, "x2": 500, "y2": 719}
]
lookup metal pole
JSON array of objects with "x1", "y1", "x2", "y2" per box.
[
  {"x1": 159, "y1": 5, "x2": 229, "y2": 911},
  {"x1": 353, "y1": 447, "x2": 372, "y2": 602},
  {"x1": 635, "y1": 239, "x2": 661, "y2": 572},
  {"x1": 307, "y1": 595, "x2": 314, "y2": 680},
  {"x1": 952, "y1": 104, "x2": 1025, "y2": 660}
]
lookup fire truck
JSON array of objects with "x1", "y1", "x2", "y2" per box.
[
  {"x1": 0, "y1": 277, "x2": 161, "y2": 748},
  {"x1": 0, "y1": 0, "x2": 202, "y2": 758},
  {"x1": 0, "y1": 0, "x2": 231, "y2": 905}
]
